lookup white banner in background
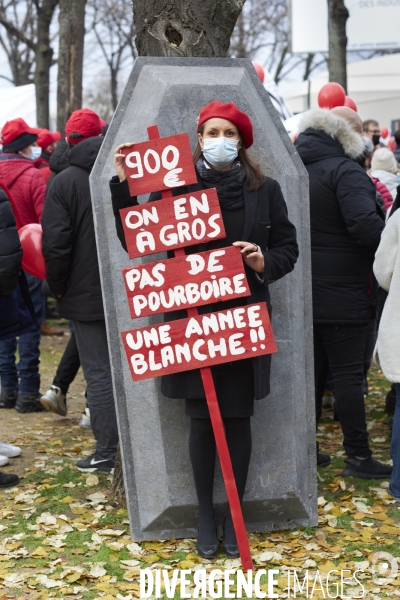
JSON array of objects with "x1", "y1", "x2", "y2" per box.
[
  {"x1": 290, "y1": 0, "x2": 400, "y2": 53},
  {"x1": 0, "y1": 84, "x2": 36, "y2": 131}
]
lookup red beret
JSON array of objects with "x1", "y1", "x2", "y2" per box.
[
  {"x1": 197, "y1": 101, "x2": 254, "y2": 149},
  {"x1": 36, "y1": 128, "x2": 62, "y2": 150},
  {"x1": 65, "y1": 108, "x2": 102, "y2": 143},
  {"x1": 1, "y1": 118, "x2": 37, "y2": 145}
]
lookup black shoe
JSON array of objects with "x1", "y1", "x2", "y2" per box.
[
  {"x1": 316, "y1": 442, "x2": 331, "y2": 467},
  {"x1": 197, "y1": 517, "x2": 219, "y2": 559},
  {"x1": 76, "y1": 452, "x2": 115, "y2": 473},
  {"x1": 223, "y1": 515, "x2": 239, "y2": 558},
  {"x1": 0, "y1": 388, "x2": 18, "y2": 409},
  {"x1": 342, "y1": 457, "x2": 393, "y2": 479},
  {"x1": 15, "y1": 393, "x2": 45, "y2": 413},
  {"x1": 386, "y1": 384, "x2": 396, "y2": 415},
  {"x1": 0, "y1": 472, "x2": 19, "y2": 488}
]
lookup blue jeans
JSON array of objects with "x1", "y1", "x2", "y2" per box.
[
  {"x1": 0, "y1": 273, "x2": 45, "y2": 394},
  {"x1": 389, "y1": 383, "x2": 400, "y2": 500}
]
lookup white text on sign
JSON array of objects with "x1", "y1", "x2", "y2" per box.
[
  {"x1": 121, "y1": 133, "x2": 198, "y2": 196},
  {"x1": 120, "y1": 188, "x2": 226, "y2": 259},
  {"x1": 122, "y1": 246, "x2": 251, "y2": 318},
  {"x1": 121, "y1": 303, "x2": 277, "y2": 381}
]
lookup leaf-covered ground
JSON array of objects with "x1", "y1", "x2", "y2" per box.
[{"x1": 0, "y1": 328, "x2": 398, "y2": 599}]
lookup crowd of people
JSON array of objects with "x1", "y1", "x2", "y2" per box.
[{"x1": 0, "y1": 100, "x2": 399, "y2": 557}]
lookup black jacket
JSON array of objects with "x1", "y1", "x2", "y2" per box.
[
  {"x1": 295, "y1": 121, "x2": 385, "y2": 324},
  {"x1": 47, "y1": 139, "x2": 70, "y2": 191},
  {"x1": 0, "y1": 188, "x2": 22, "y2": 295},
  {"x1": 0, "y1": 187, "x2": 36, "y2": 339},
  {"x1": 110, "y1": 173, "x2": 299, "y2": 400},
  {"x1": 42, "y1": 136, "x2": 104, "y2": 321}
]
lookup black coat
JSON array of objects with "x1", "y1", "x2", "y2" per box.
[
  {"x1": 47, "y1": 139, "x2": 70, "y2": 191},
  {"x1": 0, "y1": 188, "x2": 36, "y2": 339},
  {"x1": 42, "y1": 136, "x2": 105, "y2": 321},
  {"x1": 0, "y1": 188, "x2": 22, "y2": 295},
  {"x1": 110, "y1": 173, "x2": 299, "y2": 400},
  {"x1": 295, "y1": 129, "x2": 385, "y2": 324}
]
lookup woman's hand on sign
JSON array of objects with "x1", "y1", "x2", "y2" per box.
[
  {"x1": 114, "y1": 143, "x2": 135, "y2": 182},
  {"x1": 233, "y1": 241, "x2": 265, "y2": 273}
]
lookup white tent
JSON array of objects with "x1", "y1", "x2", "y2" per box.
[
  {"x1": 0, "y1": 84, "x2": 36, "y2": 130},
  {"x1": 282, "y1": 53, "x2": 400, "y2": 128}
]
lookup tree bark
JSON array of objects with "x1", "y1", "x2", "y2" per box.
[
  {"x1": 133, "y1": 0, "x2": 246, "y2": 57},
  {"x1": 34, "y1": 0, "x2": 59, "y2": 128},
  {"x1": 57, "y1": 0, "x2": 87, "y2": 134},
  {"x1": 112, "y1": 445, "x2": 126, "y2": 505},
  {"x1": 327, "y1": 0, "x2": 348, "y2": 92}
]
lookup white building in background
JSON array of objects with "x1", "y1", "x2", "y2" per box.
[{"x1": 282, "y1": 53, "x2": 400, "y2": 129}]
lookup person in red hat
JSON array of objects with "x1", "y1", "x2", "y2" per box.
[
  {"x1": 0, "y1": 118, "x2": 46, "y2": 225},
  {"x1": 42, "y1": 108, "x2": 119, "y2": 471},
  {"x1": 110, "y1": 101, "x2": 299, "y2": 558},
  {"x1": 35, "y1": 129, "x2": 62, "y2": 183},
  {"x1": 0, "y1": 118, "x2": 47, "y2": 414}
]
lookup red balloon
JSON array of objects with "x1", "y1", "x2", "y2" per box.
[
  {"x1": 19, "y1": 223, "x2": 46, "y2": 279},
  {"x1": 252, "y1": 61, "x2": 265, "y2": 83},
  {"x1": 318, "y1": 82, "x2": 346, "y2": 109},
  {"x1": 344, "y1": 96, "x2": 357, "y2": 112},
  {"x1": 389, "y1": 136, "x2": 396, "y2": 151},
  {"x1": 381, "y1": 127, "x2": 389, "y2": 139}
]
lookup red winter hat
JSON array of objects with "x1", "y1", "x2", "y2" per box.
[
  {"x1": 1, "y1": 117, "x2": 38, "y2": 146},
  {"x1": 65, "y1": 108, "x2": 102, "y2": 143},
  {"x1": 197, "y1": 101, "x2": 254, "y2": 148},
  {"x1": 36, "y1": 128, "x2": 62, "y2": 150}
]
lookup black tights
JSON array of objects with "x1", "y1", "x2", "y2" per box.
[{"x1": 189, "y1": 417, "x2": 252, "y2": 543}]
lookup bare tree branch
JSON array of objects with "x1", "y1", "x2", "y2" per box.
[{"x1": 86, "y1": 0, "x2": 137, "y2": 110}]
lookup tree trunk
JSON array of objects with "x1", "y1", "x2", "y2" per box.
[
  {"x1": 133, "y1": 0, "x2": 246, "y2": 57},
  {"x1": 34, "y1": 0, "x2": 59, "y2": 128},
  {"x1": 112, "y1": 445, "x2": 126, "y2": 506},
  {"x1": 57, "y1": 0, "x2": 87, "y2": 134},
  {"x1": 327, "y1": 0, "x2": 348, "y2": 92},
  {"x1": 111, "y1": 66, "x2": 119, "y2": 110}
]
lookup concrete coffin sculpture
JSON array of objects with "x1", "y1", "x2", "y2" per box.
[{"x1": 90, "y1": 57, "x2": 317, "y2": 541}]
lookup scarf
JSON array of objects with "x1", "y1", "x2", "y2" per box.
[{"x1": 196, "y1": 159, "x2": 244, "y2": 211}]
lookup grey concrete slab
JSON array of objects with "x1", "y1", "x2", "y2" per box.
[{"x1": 90, "y1": 57, "x2": 317, "y2": 541}]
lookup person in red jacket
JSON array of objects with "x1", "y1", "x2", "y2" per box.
[
  {"x1": 0, "y1": 118, "x2": 46, "y2": 413},
  {"x1": 36, "y1": 129, "x2": 62, "y2": 184},
  {"x1": 0, "y1": 118, "x2": 46, "y2": 224}
]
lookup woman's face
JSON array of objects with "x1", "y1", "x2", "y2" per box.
[
  {"x1": 18, "y1": 141, "x2": 38, "y2": 157},
  {"x1": 198, "y1": 118, "x2": 241, "y2": 150}
]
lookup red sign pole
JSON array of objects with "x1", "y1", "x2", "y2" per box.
[{"x1": 147, "y1": 125, "x2": 254, "y2": 570}]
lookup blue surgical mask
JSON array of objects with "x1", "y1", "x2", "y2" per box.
[
  {"x1": 29, "y1": 146, "x2": 42, "y2": 160},
  {"x1": 202, "y1": 137, "x2": 239, "y2": 168}
]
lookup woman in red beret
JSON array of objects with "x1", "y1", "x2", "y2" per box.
[{"x1": 110, "y1": 101, "x2": 298, "y2": 558}]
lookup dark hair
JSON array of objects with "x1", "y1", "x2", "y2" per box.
[
  {"x1": 354, "y1": 148, "x2": 369, "y2": 170},
  {"x1": 67, "y1": 131, "x2": 84, "y2": 148},
  {"x1": 193, "y1": 124, "x2": 266, "y2": 191},
  {"x1": 394, "y1": 129, "x2": 400, "y2": 145},
  {"x1": 362, "y1": 119, "x2": 379, "y2": 132}
]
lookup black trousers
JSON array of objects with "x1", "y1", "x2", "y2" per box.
[
  {"x1": 53, "y1": 331, "x2": 81, "y2": 395},
  {"x1": 189, "y1": 417, "x2": 252, "y2": 524},
  {"x1": 314, "y1": 323, "x2": 370, "y2": 458}
]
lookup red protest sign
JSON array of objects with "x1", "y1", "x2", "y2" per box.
[
  {"x1": 120, "y1": 188, "x2": 225, "y2": 259},
  {"x1": 122, "y1": 133, "x2": 198, "y2": 196},
  {"x1": 121, "y1": 303, "x2": 277, "y2": 381},
  {"x1": 122, "y1": 246, "x2": 250, "y2": 318}
]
